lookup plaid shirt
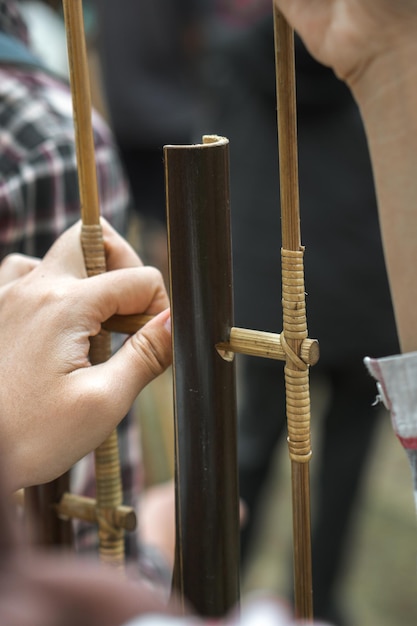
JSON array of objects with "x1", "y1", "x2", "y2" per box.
[
  {"x1": 0, "y1": 1, "x2": 146, "y2": 562},
  {"x1": 0, "y1": 67, "x2": 128, "y2": 256}
]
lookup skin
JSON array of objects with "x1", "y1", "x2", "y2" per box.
[
  {"x1": 0, "y1": 219, "x2": 172, "y2": 491},
  {"x1": 273, "y1": 1, "x2": 417, "y2": 85}
]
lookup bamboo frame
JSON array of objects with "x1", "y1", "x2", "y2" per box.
[{"x1": 21, "y1": 1, "x2": 315, "y2": 617}]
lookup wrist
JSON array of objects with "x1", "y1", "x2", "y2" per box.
[
  {"x1": 349, "y1": 40, "x2": 417, "y2": 354},
  {"x1": 350, "y1": 39, "x2": 417, "y2": 132}
]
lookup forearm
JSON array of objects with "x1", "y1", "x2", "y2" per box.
[{"x1": 352, "y1": 43, "x2": 417, "y2": 353}]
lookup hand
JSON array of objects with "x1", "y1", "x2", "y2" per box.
[
  {"x1": 0, "y1": 220, "x2": 172, "y2": 491},
  {"x1": 0, "y1": 253, "x2": 39, "y2": 286},
  {"x1": 274, "y1": 1, "x2": 417, "y2": 87}
]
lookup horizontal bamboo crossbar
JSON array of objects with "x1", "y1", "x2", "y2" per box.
[
  {"x1": 217, "y1": 327, "x2": 318, "y2": 366},
  {"x1": 103, "y1": 315, "x2": 319, "y2": 367},
  {"x1": 55, "y1": 493, "x2": 136, "y2": 531},
  {"x1": 16, "y1": 491, "x2": 136, "y2": 532}
]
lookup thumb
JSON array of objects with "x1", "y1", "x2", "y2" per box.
[
  {"x1": 121, "y1": 307, "x2": 172, "y2": 388},
  {"x1": 88, "y1": 308, "x2": 172, "y2": 424}
]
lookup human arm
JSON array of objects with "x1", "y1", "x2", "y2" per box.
[
  {"x1": 274, "y1": 0, "x2": 417, "y2": 352},
  {"x1": 0, "y1": 219, "x2": 171, "y2": 492}
]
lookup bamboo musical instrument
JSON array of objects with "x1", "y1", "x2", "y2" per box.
[
  {"x1": 274, "y1": 6, "x2": 314, "y2": 620},
  {"x1": 104, "y1": 11, "x2": 316, "y2": 613},
  {"x1": 103, "y1": 12, "x2": 318, "y2": 608},
  {"x1": 22, "y1": 3, "x2": 315, "y2": 616}
]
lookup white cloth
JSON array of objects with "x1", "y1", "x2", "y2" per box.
[
  {"x1": 365, "y1": 351, "x2": 417, "y2": 512},
  {"x1": 364, "y1": 351, "x2": 417, "y2": 448}
]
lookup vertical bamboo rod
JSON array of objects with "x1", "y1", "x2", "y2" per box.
[
  {"x1": 165, "y1": 135, "x2": 240, "y2": 617},
  {"x1": 62, "y1": 0, "x2": 99, "y2": 226},
  {"x1": 62, "y1": 0, "x2": 124, "y2": 567},
  {"x1": 273, "y1": 6, "x2": 314, "y2": 621}
]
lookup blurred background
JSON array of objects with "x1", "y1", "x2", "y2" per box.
[
  {"x1": 240, "y1": 378, "x2": 417, "y2": 626},
  {"x1": 137, "y1": 371, "x2": 417, "y2": 625},
  {"x1": 19, "y1": 1, "x2": 417, "y2": 624}
]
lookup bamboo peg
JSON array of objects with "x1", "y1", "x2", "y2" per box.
[
  {"x1": 216, "y1": 327, "x2": 319, "y2": 365},
  {"x1": 16, "y1": 491, "x2": 136, "y2": 532},
  {"x1": 103, "y1": 314, "x2": 319, "y2": 365}
]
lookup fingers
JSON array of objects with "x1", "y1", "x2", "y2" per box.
[
  {"x1": 72, "y1": 309, "x2": 172, "y2": 428},
  {"x1": 101, "y1": 218, "x2": 145, "y2": 270},
  {"x1": 41, "y1": 219, "x2": 145, "y2": 279},
  {"x1": 110, "y1": 306, "x2": 171, "y2": 388},
  {"x1": 115, "y1": 307, "x2": 172, "y2": 392},
  {"x1": 0, "y1": 254, "x2": 40, "y2": 286},
  {"x1": 40, "y1": 221, "x2": 86, "y2": 277},
  {"x1": 78, "y1": 265, "x2": 169, "y2": 323},
  {"x1": 36, "y1": 221, "x2": 167, "y2": 323}
]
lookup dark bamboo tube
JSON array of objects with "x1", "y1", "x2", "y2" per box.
[
  {"x1": 24, "y1": 475, "x2": 73, "y2": 547},
  {"x1": 273, "y1": 7, "x2": 314, "y2": 621},
  {"x1": 61, "y1": 0, "x2": 125, "y2": 567},
  {"x1": 165, "y1": 135, "x2": 240, "y2": 617}
]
